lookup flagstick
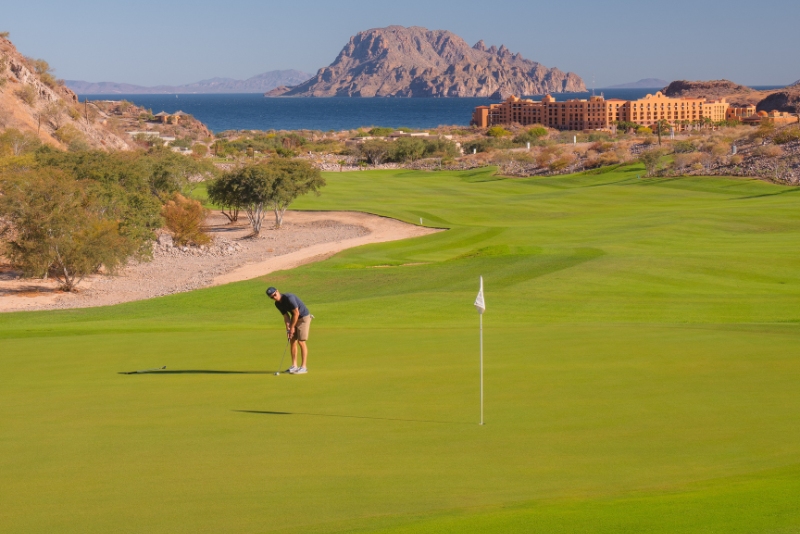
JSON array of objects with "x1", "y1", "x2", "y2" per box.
[{"x1": 480, "y1": 312, "x2": 484, "y2": 425}]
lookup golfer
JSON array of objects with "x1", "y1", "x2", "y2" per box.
[{"x1": 266, "y1": 287, "x2": 312, "y2": 374}]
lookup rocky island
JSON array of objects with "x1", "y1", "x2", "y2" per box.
[{"x1": 266, "y1": 25, "x2": 585, "y2": 98}]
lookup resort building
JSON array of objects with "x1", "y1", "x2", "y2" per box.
[
  {"x1": 472, "y1": 92, "x2": 731, "y2": 131},
  {"x1": 727, "y1": 105, "x2": 757, "y2": 121}
]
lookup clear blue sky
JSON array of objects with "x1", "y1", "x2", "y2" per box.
[{"x1": 4, "y1": 0, "x2": 799, "y2": 87}]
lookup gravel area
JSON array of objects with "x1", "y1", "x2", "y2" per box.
[{"x1": 0, "y1": 210, "x2": 376, "y2": 312}]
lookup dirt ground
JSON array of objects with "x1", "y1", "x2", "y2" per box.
[{"x1": 0, "y1": 210, "x2": 440, "y2": 313}]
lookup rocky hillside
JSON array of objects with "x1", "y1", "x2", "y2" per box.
[
  {"x1": 662, "y1": 79, "x2": 800, "y2": 113},
  {"x1": 66, "y1": 70, "x2": 313, "y2": 94},
  {"x1": 0, "y1": 35, "x2": 130, "y2": 150},
  {"x1": 266, "y1": 26, "x2": 585, "y2": 98},
  {"x1": 756, "y1": 89, "x2": 800, "y2": 114},
  {"x1": 662, "y1": 80, "x2": 754, "y2": 102}
]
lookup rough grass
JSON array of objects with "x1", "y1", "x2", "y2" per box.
[{"x1": 3, "y1": 165, "x2": 800, "y2": 533}]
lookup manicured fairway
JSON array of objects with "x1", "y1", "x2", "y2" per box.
[{"x1": 3, "y1": 166, "x2": 800, "y2": 533}]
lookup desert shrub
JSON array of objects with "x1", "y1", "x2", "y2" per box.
[
  {"x1": 549, "y1": 154, "x2": 575, "y2": 172},
  {"x1": 598, "y1": 151, "x2": 621, "y2": 166},
  {"x1": 368, "y1": 127, "x2": 394, "y2": 137},
  {"x1": 0, "y1": 128, "x2": 41, "y2": 156},
  {"x1": 16, "y1": 84, "x2": 37, "y2": 106},
  {"x1": 535, "y1": 146, "x2": 561, "y2": 168},
  {"x1": 486, "y1": 127, "x2": 511, "y2": 138},
  {"x1": 462, "y1": 138, "x2": 497, "y2": 154},
  {"x1": 773, "y1": 129, "x2": 800, "y2": 145},
  {"x1": 637, "y1": 127, "x2": 653, "y2": 135},
  {"x1": 673, "y1": 153, "x2": 701, "y2": 172},
  {"x1": 118, "y1": 100, "x2": 134, "y2": 113},
  {"x1": 161, "y1": 193, "x2": 210, "y2": 246},
  {"x1": 169, "y1": 137, "x2": 193, "y2": 149},
  {"x1": 68, "y1": 106, "x2": 82, "y2": 122},
  {"x1": 54, "y1": 124, "x2": 84, "y2": 146},
  {"x1": 754, "y1": 145, "x2": 783, "y2": 158},
  {"x1": 710, "y1": 142, "x2": 731, "y2": 158},
  {"x1": 730, "y1": 155, "x2": 743, "y2": 165},
  {"x1": 512, "y1": 126, "x2": 548, "y2": 145},
  {"x1": 641, "y1": 136, "x2": 656, "y2": 145},
  {"x1": 0, "y1": 32, "x2": 10, "y2": 39},
  {"x1": 421, "y1": 138, "x2": 460, "y2": 159},
  {"x1": 673, "y1": 140, "x2": 696, "y2": 153},
  {"x1": 588, "y1": 141, "x2": 614, "y2": 153},
  {"x1": 192, "y1": 144, "x2": 208, "y2": 156},
  {"x1": 42, "y1": 101, "x2": 66, "y2": 129}
]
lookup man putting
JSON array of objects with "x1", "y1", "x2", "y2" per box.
[{"x1": 266, "y1": 287, "x2": 312, "y2": 374}]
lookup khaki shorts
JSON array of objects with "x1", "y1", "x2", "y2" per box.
[{"x1": 291, "y1": 315, "x2": 311, "y2": 342}]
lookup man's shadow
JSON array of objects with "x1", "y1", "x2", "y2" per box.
[
  {"x1": 234, "y1": 410, "x2": 469, "y2": 425},
  {"x1": 119, "y1": 370, "x2": 274, "y2": 375}
]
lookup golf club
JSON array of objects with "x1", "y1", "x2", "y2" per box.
[
  {"x1": 274, "y1": 335, "x2": 290, "y2": 375},
  {"x1": 124, "y1": 366, "x2": 166, "y2": 374}
]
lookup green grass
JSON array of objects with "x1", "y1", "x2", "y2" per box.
[{"x1": 3, "y1": 165, "x2": 800, "y2": 533}]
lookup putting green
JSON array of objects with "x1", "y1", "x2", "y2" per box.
[{"x1": 3, "y1": 166, "x2": 800, "y2": 533}]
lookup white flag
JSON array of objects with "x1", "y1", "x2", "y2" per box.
[{"x1": 474, "y1": 276, "x2": 485, "y2": 315}]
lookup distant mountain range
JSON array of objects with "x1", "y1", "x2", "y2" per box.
[
  {"x1": 266, "y1": 26, "x2": 585, "y2": 98},
  {"x1": 66, "y1": 70, "x2": 313, "y2": 94},
  {"x1": 605, "y1": 78, "x2": 668, "y2": 89}
]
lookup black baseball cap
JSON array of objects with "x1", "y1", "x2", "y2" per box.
[{"x1": 266, "y1": 287, "x2": 277, "y2": 297}]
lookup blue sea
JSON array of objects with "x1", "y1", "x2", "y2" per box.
[{"x1": 78, "y1": 86, "x2": 785, "y2": 133}]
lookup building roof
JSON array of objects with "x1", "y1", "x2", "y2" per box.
[
  {"x1": 173, "y1": 111, "x2": 190, "y2": 116},
  {"x1": 154, "y1": 111, "x2": 170, "y2": 117}
]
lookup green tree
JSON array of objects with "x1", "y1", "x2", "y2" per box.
[
  {"x1": 217, "y1": 159, "x2": 325, "y2": 235},
  {"x1": 206, "y1": 172, "x2": 243, "y2": 223},
  {"x1": 0, "y1": 170, "x2": 136, "y2": 291},
  {"x1": 391, "y1": 137, "x2": 426, "y2": 162},
  {"x1": 639, "y1": 148, "x2": 665, "y2": 176},
  {"x1": 146, "y1": 148, "x2": 219, "y2": 196},
  {"x1": 359, "y1": 139, "x2": 392, "y2": 165}
]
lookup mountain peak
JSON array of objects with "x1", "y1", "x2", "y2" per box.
[{"x1": 273, "y1": 26, "x2": 585, "y2": 97}]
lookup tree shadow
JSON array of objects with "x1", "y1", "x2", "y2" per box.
[
  {"x1": 234, "y1": 410, "x2": 471, "y2": 425},
  {"x1": 119, "y1": 370, "x2": 274, "y2": 375}
]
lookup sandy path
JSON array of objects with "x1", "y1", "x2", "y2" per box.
[
  {"x1": 213, "y1": 211, "x2": 438, "y2": 285},
  {"x1": 0, "y1": 211, "x2": 440, "y2": 313}
]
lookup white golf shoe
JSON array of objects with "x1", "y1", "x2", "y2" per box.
[
  {"x1": 284, "y1": 366, "x2": 299, "y2": 374},
  {"x1": 292, "y1": 367, "x2": 308, "y2": 374}
]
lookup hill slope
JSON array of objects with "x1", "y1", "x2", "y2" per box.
[
  {"x1": 267, "y1": 26, "x2": 585, "y2": 98},
  {"x1": 66, "y1": 70, "x2": 313, "y2": 94},
  {"x1": 661, "y1": 79, "x2": 800, "y2": 113},
  {"x1": 0, "y1": 35, "x2": 130, "y2": 150}
]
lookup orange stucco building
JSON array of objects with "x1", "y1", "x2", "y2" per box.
[{"x1": 472, "y1": 92, "x2": 730, "y2": 130}]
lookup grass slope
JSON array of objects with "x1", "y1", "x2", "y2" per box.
[{"x1": 3, "y1": 166, "x2": 800, "y2": 533}]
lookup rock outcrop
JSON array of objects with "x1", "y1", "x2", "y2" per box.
[
  {"x1": 267, "y1": 26, "x2": 585, "y2": 98},
  {"x1": 662, "y1": 79, "x2": 753, "y2": 100}
]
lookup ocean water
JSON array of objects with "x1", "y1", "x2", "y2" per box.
[{"x1": 79, "y1": 86, "x2": 785, "y2": 133}]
